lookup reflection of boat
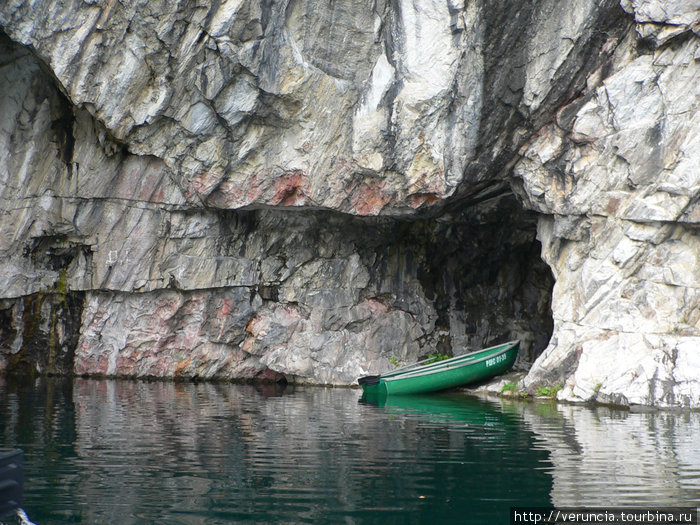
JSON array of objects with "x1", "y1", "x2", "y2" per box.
[
  {"x1": 358, "y1": 389, "x2": 554, "y2": 518},
  {"x1": 361, "y1": 391, "x2": 495, "y2": 418},
  {"x1": 358, "y1": 340, "x2": 519, "y2": 396},
  {"x1": 359, "y1": 392, "x2": 516, "y2": 432}
]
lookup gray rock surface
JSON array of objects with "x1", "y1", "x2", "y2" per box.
[
  {"x1": 0, "y1": 1, "x2": 698, "y2": 405},
  {"x1": 514, "y1": 8, "x2": 700, "y2": 407}
]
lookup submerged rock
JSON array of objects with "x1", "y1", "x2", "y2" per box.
[{"x1": 0, "y1": 1, "x2": 697, "y2": 405}]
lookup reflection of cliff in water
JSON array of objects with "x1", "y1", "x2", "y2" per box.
[
  {"x1": 0, "y1": 378, "x2": 552, "y2": 523},
  {"x1": 1, "y1": 378, "x2": 697, "y2": 524},
  {"x1": 70, "y1": 381, "x2": 552, "y2": 523},
  {"x1": 511, "y1": 399, "x2": 700, "y2": 506}
]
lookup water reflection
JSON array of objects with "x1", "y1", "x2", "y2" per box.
[
  {"x1": 0, "y1": 378, "x2": 698, "y2": 524},
  {"x1": 513, "y1": 401, "x2": 700, "y2": 506},
  {"x1": 357, "y1": 392, "x2": 552, "y2": 522}
]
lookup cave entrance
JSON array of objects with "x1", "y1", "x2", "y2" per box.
[{"x1": 395, "y1": 192, "x2": 555, "y2": 371}]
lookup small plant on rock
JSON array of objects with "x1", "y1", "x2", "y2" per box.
[
  {"x1": 535, "y1": 384, "x2": 562, "y2": 398},
  {"x1": 424, "y1": 352, "x2": 451, "y2": 365},
  {"x1": 501, "y1": 381, "x2": 518, "y2": 395}
]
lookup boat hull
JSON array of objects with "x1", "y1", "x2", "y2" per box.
[{"x1": 360, "y1": 341, "x2": 519, "y2": 397}]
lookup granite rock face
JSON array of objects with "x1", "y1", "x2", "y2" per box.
[{"x1": 0, "y1": 1, "x2": 698, "y2": 405}]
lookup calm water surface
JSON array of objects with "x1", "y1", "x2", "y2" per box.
[{"x1": 0, "y1": 377, "x2": 698, "y2": 524}]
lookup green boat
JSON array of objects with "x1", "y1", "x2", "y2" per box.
[{"x1": 358, "y1": 340, "x2": 519, "y2": 396}]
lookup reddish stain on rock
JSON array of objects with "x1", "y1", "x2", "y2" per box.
[
  {"x1": 363, "y1": 297, "x2": 390, "y2": 315},
  {"x1": 605, "y1": 196, "x2": 620, "y2": 215},
  {"x1": 75, "y1": 341, "x2": 110, "y2": 376},
  {"x1": 174, "y1": 357, "x2": 193, "y2": 377},
  {"x1": 406, "y1": 192, "x2": 440, "y2": 209},
  {"x1": 193, "y1": 169, "x2": 310, "y2": 209},
  {"x1": 205, "y1": 170, "x2": 295, "y2": 208},
  {"x1": 351, "y1": 181, "x2": 391, "y2": 215},
  {"x1": 255, "y1": 368, "x2": 287, "y2": 383},
  {"x1": 187, "y1": 170, "x2": 225, "y2": 201},
  {"x1": 138, "y1": 162, "x2": 168, "y2": 203},
  {"x1": 269, "y1": 171, "x2": 309, "y2": 206}
]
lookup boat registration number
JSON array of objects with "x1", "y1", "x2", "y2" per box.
[{"x1": 485, "y1": 353, "x2": 507, "y2": 368}]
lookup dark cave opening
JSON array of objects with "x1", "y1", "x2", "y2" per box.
[{"x1": 370, "y1": 193, "x2": 555, "y2": 370}]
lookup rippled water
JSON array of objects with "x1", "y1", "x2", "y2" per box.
[{"x1": 0, "y1": 378, "x2": 698, "y2": 524}]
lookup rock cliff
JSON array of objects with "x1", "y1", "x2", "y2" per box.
[{"x1": 0, "y1": 0, "x2": 698, "y2": 406}]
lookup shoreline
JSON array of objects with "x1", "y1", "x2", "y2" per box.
[{"x1": 4, "y1": 371, "x2": 698, "y2": 412}]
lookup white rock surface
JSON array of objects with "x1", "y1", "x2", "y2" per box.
[{"x1": 516, "y1": 11, "x2": 700, "y2": 407}]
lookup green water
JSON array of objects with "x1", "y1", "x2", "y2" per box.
[{"x1": 0, "y1": 378, "x2": 698, "y2": 524}]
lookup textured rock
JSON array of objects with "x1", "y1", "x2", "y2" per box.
[
  {"x1": 1, "y1": 0, "x2": 475, "y2": 214},
  {"x1": 515, "y1": 9, "x2": 700, "y2": 407},
  {"x1": 0, "y1": 34, "x2": 551, "y2": 384},
  {"x1": 0, "y1": 1, "x2": 698, "y2": 404},
  {"x1": 0, "y1": 0, "x2": 629, "y2": 214}
]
